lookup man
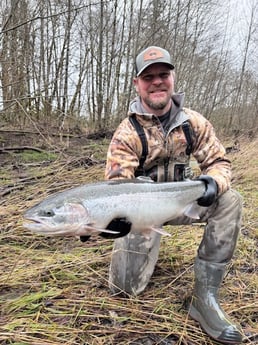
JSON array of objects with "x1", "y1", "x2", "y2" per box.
[{"x1": 104, "y1": 46, "x2": 243, "y2": 344}]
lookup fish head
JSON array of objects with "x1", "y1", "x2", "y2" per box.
[{"x1": 24, "y1": 200, "x2": 90, "y2": 235}]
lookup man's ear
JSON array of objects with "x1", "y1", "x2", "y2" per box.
[{"x1": 133, "y1": 77, "x2": 139, "y2": 92}]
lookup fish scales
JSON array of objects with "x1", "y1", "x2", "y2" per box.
[{"x1": 23, "y1": 179, "x2": 206, "y2": 238}]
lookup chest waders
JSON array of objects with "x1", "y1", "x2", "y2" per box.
[
  {"x1": 110, "y1": 115, "x2": 243, "y2": 344},
  {"x1": 129, "y1": 115, "x2": 194, "y2": 181}
]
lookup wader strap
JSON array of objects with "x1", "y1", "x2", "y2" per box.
[
  {"x1": 129, "y1": 115, "x2": 193, "y2": 176},
  {"x1": 129, "y1": 115, "x2": 148, "y2": 175},
  {"x1": 182, "y1": 121, "x2": 193, "y2": 155}
]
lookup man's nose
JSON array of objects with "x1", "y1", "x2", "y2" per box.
[{"x1": 152, "y1": 75, "x2": 163, "y2": 84}]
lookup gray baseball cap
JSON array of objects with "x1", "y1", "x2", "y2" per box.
[{"x1": 135, "y1": 46, "x2": 174, "y2": 76}]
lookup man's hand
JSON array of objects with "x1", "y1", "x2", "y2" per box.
[
  {"x1": 80, "y1": 235, "x2": 91, "y2": 242},
  {"x1": 196, "y1": 175, "x2": 218, "y2": 207},
  {"x1": 100, "y1": 218, "x2": 131, "y2": 239},
  {"x1": 80, "y1": 217, "x2": 131, "y2": 242}
]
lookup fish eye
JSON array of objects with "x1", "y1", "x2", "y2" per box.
[{"x1": 40, "y1": 209, "x2": 55, "y2": 217}]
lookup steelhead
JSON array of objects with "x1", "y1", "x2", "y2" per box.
[{"x1": 23, "y1": 179, "x2": 206, "y2": 238}]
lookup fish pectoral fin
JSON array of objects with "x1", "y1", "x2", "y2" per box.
[
  {"x1": 150, "y1": 226, "x2": 171, "y2": 236},
  {"x1": 83, "y1": 225, "x2": 119, "y2": 234},
  {"x1": 98, "y1": 228, "x2": 120, "y2": 234}
]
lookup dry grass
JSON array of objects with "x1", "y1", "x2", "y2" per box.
[{"x1": 0, "y1": 138, "x2": 257, "y2": 345}]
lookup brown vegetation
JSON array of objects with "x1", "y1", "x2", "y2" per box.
[{"x1": 0, "y1": 134, "x2": 257, "y2": 345}]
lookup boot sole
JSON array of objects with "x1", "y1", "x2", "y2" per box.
[{"x1": 189, "y1": 304, "x2": 243, "y2": 345}]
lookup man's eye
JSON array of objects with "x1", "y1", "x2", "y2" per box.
[
  {"x1": 142, "y1": 75, "x2": 153, "y2": 81},
  {"x1": 141, "y1": 73, "x2": 170, "y2": 81},
  {"x1": 160, "y1": 73, "x2": 170, "y2": 79}
]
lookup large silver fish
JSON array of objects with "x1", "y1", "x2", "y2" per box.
[{"x1": 23, "y1": 179, "x2": 206, "y2": 238}]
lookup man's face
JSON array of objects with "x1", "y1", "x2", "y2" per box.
[{"x1": 134, "y1": 63, "x2": 174, "y2": 114}]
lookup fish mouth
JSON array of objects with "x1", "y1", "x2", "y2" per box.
[
  {"x1": 24, "y1": 214, "x2": 38, "y2": 221},
  {"x1": 23, "y1": 221, "x2": 48, "y2": 234},
  {"x1": 23, "y1": 218, "x2": 73, "y2": 235},
  {"x1": 24, "y1": 215, "x2": 44, "y2": 225},
  {"x1": 23, "y1": 218, "x2": 48, "y2": 231},
  {"x1": 23, "y1": 220, "x2": 121, "y2": 237},
  {"x1": 23, "y1": 216, "x2": 57, "y2": 232}
]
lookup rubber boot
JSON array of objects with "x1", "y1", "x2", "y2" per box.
[
  {"x1": 109, "y1": 232, "x2": 161, "y2": 296},
  {"x1": 189, "y1": 257, "x2": 243, "y2": 344}
]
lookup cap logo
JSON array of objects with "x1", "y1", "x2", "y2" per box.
[{"x1": 143, "y1": 48, "x2": 164, "y2": 61}]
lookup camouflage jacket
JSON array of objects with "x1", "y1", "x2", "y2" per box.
[{"x1": 105, "y1": 93, "x2": 231, "y2": 195}]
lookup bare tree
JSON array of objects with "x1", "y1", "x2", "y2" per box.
[
  {"x1": 0, "y1": 0, "x2": 31, "y2": 125},
  {"x1": 0, "y1": 0, "x2": 257, "y2": 135},
  {"x1": 227, "y1": 0, "x2": 258, "y2": 131}
]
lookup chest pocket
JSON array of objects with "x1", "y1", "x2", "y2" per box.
[{"x1": 129, "y1": 114, "x2": 194, "y2": 181}]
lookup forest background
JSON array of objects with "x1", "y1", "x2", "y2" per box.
[
  {"x1": 0, "y1": 0, "x2": 258, "y2": 137},
  {"x1": 0, "y1": 1, "x2": 258, "y2": 344}
]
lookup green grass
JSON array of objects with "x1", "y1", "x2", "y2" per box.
[{"x1": 20, "y1": 150, "x2": 57, "y2": 163}]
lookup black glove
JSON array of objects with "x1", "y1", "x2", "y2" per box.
[
  {"x1": 100, "y1": 217, "x2": 131, "y2": 239},
  {"x1": 196, "y1": 175, "x2": 218, "y2": 207},
  {"x1": 80, "y1": 218, "x2": 131, "y2": 242},
  {"x1": 80, "y1": 235, "x2": 91, "y2": 242}
]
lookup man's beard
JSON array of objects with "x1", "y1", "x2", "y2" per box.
[
  {"x1": 144, "y1": 96, "x2": 170, "y2": 110},
  {"x1": 145, "y1": 99, "x2": 167, "y2": 110}
]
